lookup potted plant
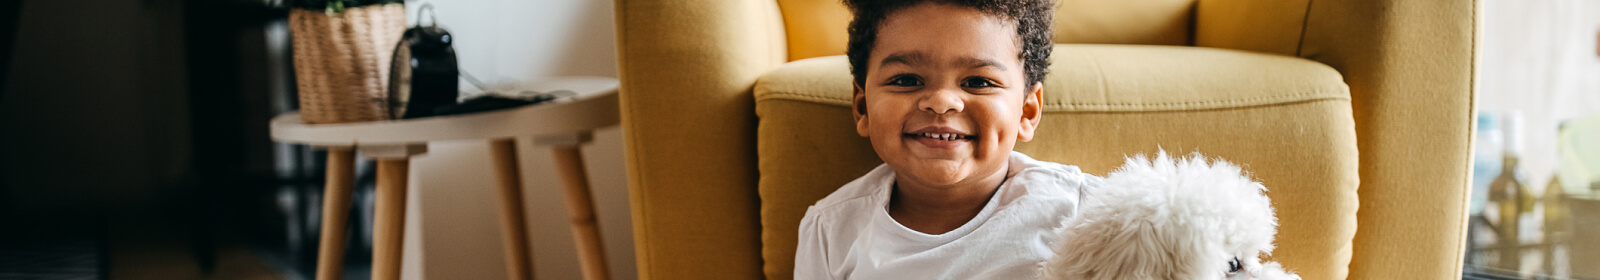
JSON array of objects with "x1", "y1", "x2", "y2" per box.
[{"x1": 288, "y1": 0, "x2": 405, "y2": 124}]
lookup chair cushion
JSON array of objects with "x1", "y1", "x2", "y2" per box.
[{"x1": 755, "y1": 44, "x2": 1358, "y2": 280}]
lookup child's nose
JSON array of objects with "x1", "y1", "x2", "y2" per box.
[{"x1": 919, "y1": 88, "x2": 964, "y2": 114}]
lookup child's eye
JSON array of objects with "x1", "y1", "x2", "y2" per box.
[
  {"x1": 960, "y1": 77, "x2": 997, "y2": 88},
  {"x1": 886, "y1": 75, "x2": 924, "y2": 87}
]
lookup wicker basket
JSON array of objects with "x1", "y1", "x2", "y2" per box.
[{"x1": 289, "y1": 4, "x2": 406, "y2": 124}]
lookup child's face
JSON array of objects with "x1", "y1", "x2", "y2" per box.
[{"x1": 852, "y1": 3, "x2": 1044, "y2": 188}]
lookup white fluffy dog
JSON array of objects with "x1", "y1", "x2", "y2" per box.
[{"x1": 1040, "y1": 152, "x2": 1300, "y2": 280}]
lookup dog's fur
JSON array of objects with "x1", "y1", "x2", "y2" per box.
[{"x1": 1040, "y1": 151, "x2": 1300, "y2": 280}]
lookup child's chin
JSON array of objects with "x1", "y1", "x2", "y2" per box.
[
  {"x1": 903, "y1": 144, "x2": 973, "y2": 160},
  {"x1": 903, "y1": 164, "x2": 972, "y2": 186}
]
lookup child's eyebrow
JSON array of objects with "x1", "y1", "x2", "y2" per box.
[
  {"x1": 879, "y1": 51, "x2": 1008, "y2": 71},
  {"x1": 958, "y1": 57, "x2": 1007, "y2": 71},
  {"x1": 879, "y1": 51, "x2": 928, "y2": 68}
]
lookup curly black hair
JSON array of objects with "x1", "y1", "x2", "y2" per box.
[{"x1": 843, "y1": 0, "x2": 1054, "y2": 90}]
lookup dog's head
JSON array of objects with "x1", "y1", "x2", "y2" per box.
[{"x1": 1041, "y1": 152, "x2": 1299, "y2": 280}]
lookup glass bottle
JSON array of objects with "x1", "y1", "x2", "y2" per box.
[
  {"x1": 1543, "y1": 175, "x2": 1567, "y2": 275},
  {"x1": 1488, "y1": 111, "x2": 1534, "y2": 270}
]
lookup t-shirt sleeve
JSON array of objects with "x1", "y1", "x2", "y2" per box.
[
  {"x1": 794, "y1": 206, "x2": 833, "y2": 280},
  {"x1": 1072, "y1": 173, "x2": 1106, "y2": 216}
]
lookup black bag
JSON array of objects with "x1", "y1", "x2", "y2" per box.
[{"x1": 387, "y1": 4, "x2": 458, "y2": 119}]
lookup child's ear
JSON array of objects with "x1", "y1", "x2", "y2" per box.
[
  {"x1": 853, "y1": 83, "x2": 871, "y2": 137},
  {"x1": 1018, "y1": 82, "x2": 1043, "y2": 142}
]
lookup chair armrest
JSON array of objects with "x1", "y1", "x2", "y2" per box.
[
  {"x1": 1195, "y1": 1, "x2": 1480, "y2": 279},
  {"x1": 615, "y1": 0, "x2": 787, "y2": 279}
]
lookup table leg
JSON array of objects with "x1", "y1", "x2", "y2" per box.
[
  {"x1": 372, "y1": 158, "x2": 410, "y2": 280},
  {"x1": 316, "y1": 146, "x2": 355, "y2": 280},
  {"x1": 490, "y1": 139, "x2": 536, "y2": 280},
  {"x1": 551, "y1": 146, "x2": 609, "y2": 280}
]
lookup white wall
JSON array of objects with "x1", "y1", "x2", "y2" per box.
[
  {"x1": 1479, "y1": 0, "x2": 1600, "y2": 192},
  {"x1": 393, "y1": 1, "x2": 630, "y2": 279}
]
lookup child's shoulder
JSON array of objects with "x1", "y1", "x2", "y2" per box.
[
  {"x1": 810, "y1": 163, "x2": 895, "y2": 210},
  {"x1": 1005, "y1": 151, "x2": 1105, "y2": 199}
]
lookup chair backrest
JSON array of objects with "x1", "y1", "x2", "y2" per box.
[
  {"x1": 753, "y1": 44, "x2": 1359, "y2": 280},
  {"x1": 775, "y1": 0, "x2": 1198, "y2": 61}
]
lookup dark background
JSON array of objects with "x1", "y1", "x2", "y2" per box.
[{"x1": 0, "y1": 0, "x2": 372, "y2": 278}]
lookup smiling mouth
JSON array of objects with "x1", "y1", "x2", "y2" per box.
[{"x1": 904, "y1": 132, "x2": 975, "y2": 141}]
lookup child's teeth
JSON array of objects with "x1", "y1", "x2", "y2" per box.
[{"x1": 916, "y1": 132, "x2": 967, "y2": 141}]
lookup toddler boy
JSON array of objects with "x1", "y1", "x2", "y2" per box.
[{"x1": 794, "y1": 0, "x2": 1101, "y2": 279}]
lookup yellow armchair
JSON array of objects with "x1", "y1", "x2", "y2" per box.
[{"x1": 615, "y1": 0, "x2": 1477, "y2": 279}]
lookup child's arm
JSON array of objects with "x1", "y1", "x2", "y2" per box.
[{"x1": 794, "y1": 207, "x2": 834, "y2": 280}]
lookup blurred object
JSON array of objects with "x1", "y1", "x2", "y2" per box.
[
  {"x1": 1541, "y1": 175, "x2": 1567, "y2": 276},
  {"x1": 431, "y1": 90, "x2": 570, "y2": 116},
  {"x1": 387, "y1": 3, "x2": 459, "y2": 119},
  {"x1": 459, "y1": 69, "x2": 488, "y2": 92},
  {"x1": 182, "y1": 0, "x2": 310, "y2": 276},
  {"x1": 1554, "y1": 114, "x2": 1600, "y2": 279},
  {"x1": 1473, "y1": 0, "x2": 1600, "y2": 276},
  {"x1": 1557, "y1": 114, "x2": 1600, "y2": 195},
  {"x1": 1466, "y1": 111, "x2": 1503, "y2": 274},
  {"x1": 1487, "y1": 111, "x2": 1536, "y2": 272},
  {"x1": 1474, "y1": 113, "x2": 1505, "y2": 214},
  {"x1": 288, "y1": 1, "x2": 405, "y2": 124},
  {"x1": 1467, "y1": 113, "x2": 1597, "y2": 278},
  {"x1": 1570, "y1": 194, "x2": 1600, "y2": 279}
]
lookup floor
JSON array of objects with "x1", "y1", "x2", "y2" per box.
[{"x1": 0, "y1": 205, "x2": 316, "y2": 280}]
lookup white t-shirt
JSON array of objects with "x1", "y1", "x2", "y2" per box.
[{"x1": 794, "y1": 151, "x2": 1100, "y2": 280}]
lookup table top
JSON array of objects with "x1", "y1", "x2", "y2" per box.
[{"x1": 271, "y1": 76, "x2": 619, "y2": 147}]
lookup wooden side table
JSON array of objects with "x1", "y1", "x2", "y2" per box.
[{"x1": 270, "y1": 76, "x2": 620, "y2": 280}]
